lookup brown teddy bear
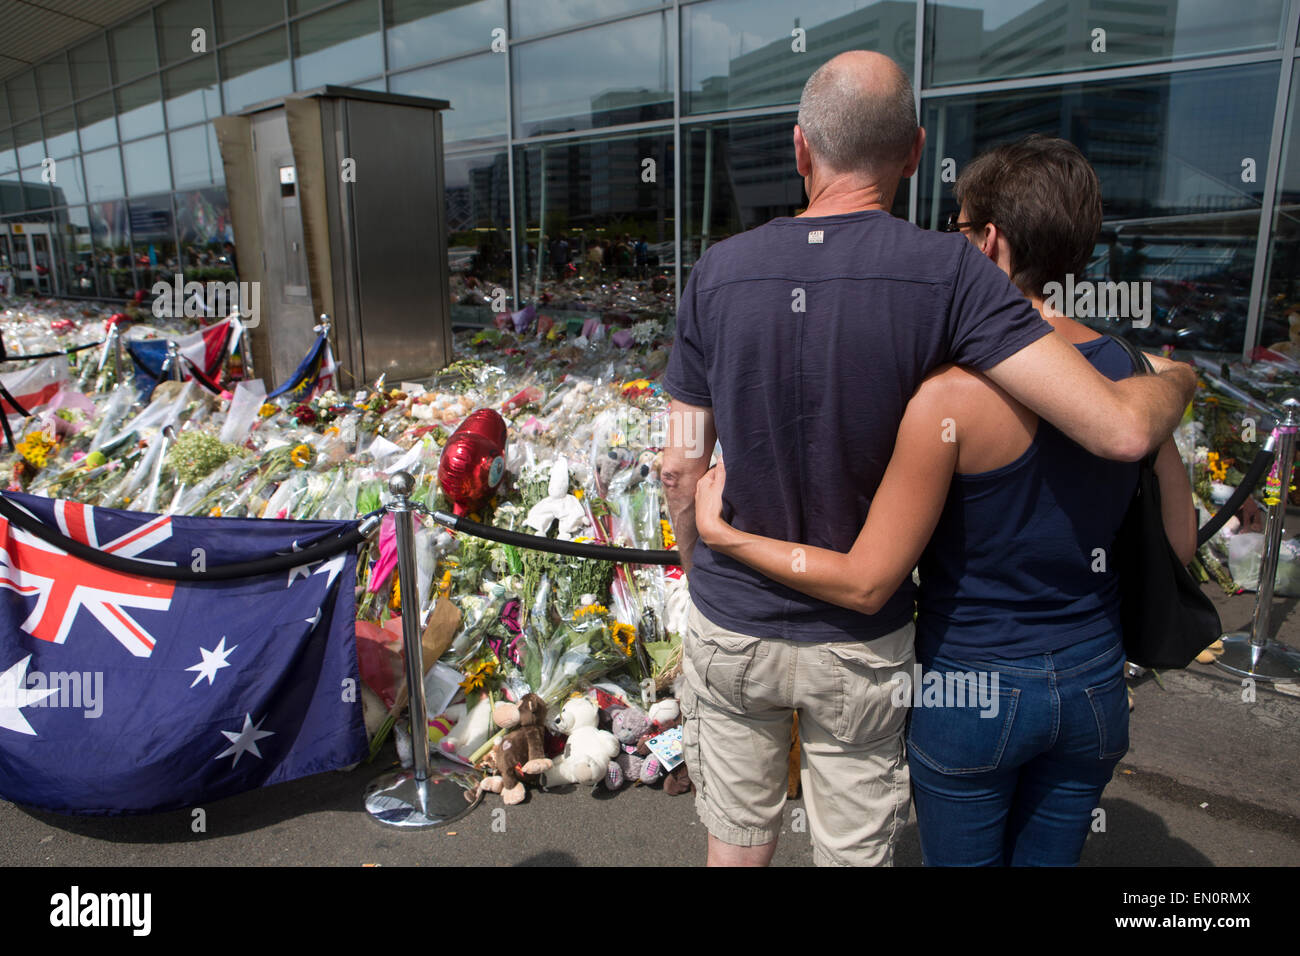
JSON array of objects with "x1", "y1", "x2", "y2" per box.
[{"x1": 470, "y1": 694, "x2": 553, "y2": 806}]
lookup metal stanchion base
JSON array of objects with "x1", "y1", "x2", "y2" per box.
[
  {"x1": 364, "y1": 762, "x2": 481, "y2": 829},
  {"x1": 1214, "y1": 632, "x2": 1300, "y2": 682}
]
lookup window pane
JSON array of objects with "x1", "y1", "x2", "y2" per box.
[
  {"x1": 124, "y1": 136, "x2": 172, "y2": 196},
  {"x1": 129, "y1": 195, "x2": 178, "y2": 289},
  {"x1": 21, "y1": 166, "x2": 58, "y2": 210},
  {"x1": 46, "y1": 155, "x2": 86, "y2": 206},
  {"x1": 510, "y1": 0, "x2": 660, "y2": 39},
  {"x1": 77, "y1": 94, "x2": 118, "y2": 151},
  {"x1": 390, "y1": 53, "x2": 506, "y2": 147},
  {"x1": 15, "y1": 121, "x2": 44, "y2": 168},
  {"x1": 0, "y1": 128, "x2": 17, "y2": 175},
  {"x1": 290, "y1": 0, "x2": 334, "y2": 12},
  {"x1": 91, "y1": 201, "x2": 134, "y2": 296},
  {"x1": 513, "y1": 132, "x2": 675, "y2": 319},
  {"x1": 684, "y1": 0, "x2": 915, "y2": 115},
  {"x1": 919, "y1": 63, "x2": 1279, "y2": 355},
  {"x1": 512, "y1": 11, "x2": 674, "y2": 137},
  {"x1": 84, "y1": 147, "x2": 126, "y2": 201},
  {"x1": 7, "y1": 72, "x2": 40, "y2": 124},
  {"x1": 36, "y1": 58, "x2": 72, "y2": 110},
  {"x1": 170, "y1": 125, "x2": 225, "y2": 189},
  {"x1": 385, "y1": 0, "x2": 502, "y2": 68},
  {"x1": 163, "y1": 57, "x2": 221, "y2": 127},
  {"x1": 43, "y1": 108, "x2": 78, "y2": 159},
  {"x1": 70, "y1": 35, "x2": 112, "y2": 99},
  {"x1": 926, "y1": 0, "x2": 1290, "y2": 87},
  {"x1": 110, "y1": 12, "x2": 160, "y2": 84},
  {"x1": 221, "y1": 29, "x2": 292, "y2": 111},
  {"x1": 443, "y1": 150, "x2": 511, "y2": 321},
  {"x1": 117, "y1": 77, "x2": 165, "y2": 141},
  {"x1": 217, "y1": 0, "x2": 285, "y2": 43},
  {"x1": 1262, "y1": 62, "x2": 1300, "y2": 352},
  {"x1": 176, "y1": 188, "x2": 235, "y2": 274},
  {"x1": 64, "y1": 206, "x2": 100, "y2": 296},
  {"x1": 158, "y1": 0, "x2": 215, "y2": 65},
  {"x1": 292, "y1": 0, "x2": 382, "y2": 90}
]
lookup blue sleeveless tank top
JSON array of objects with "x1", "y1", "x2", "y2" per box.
[{"x1": 915, "y1": 337, "x2": 1139, "y2": 660}]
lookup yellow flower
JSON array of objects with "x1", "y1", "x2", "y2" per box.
[
  {"x1": 660, "y1": 519, "x2": 676, "y2": 549},
  {"x1": 324, "y1": 425, "x2": 340, "y2": 437},
  {"x1": 458, "y1": 658, "x2": 498, "y2": 693},
  {"x1": 258, "y1": 403, "x2": 278, "y2": 418},
  {"x1": 573, "y1": 603, "x2": 608, "y2": 620},
  {"x1": 437, "y1": 569, "x2": 453, "y2": 598},
  {"x1": 573, "y1": 488, "x2": 584, "y2": 499},
  {"x1": 290, "y1": 444, "x2": 313, "y2": 468},
  {"x1": 611, "y1": 621, "x2": 637, "y2": 656},
  {"x1": 209, "y1": 506, "x2": 223, "y2": 517},
  {"x1": 389, "y1": 576, "x2": 401, "y2": 611}
]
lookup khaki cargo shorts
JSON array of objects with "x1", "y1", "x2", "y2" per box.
[{"x1": 680, "y1": 602, "x2": 914, "y2": 866}]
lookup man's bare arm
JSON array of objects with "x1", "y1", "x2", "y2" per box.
[
  {"x1": 660, "y1": 399, "x2": 718, "y2": 574},
  {"x1": 982, "y1": 331, "x2": 1196, "y2": 462}
]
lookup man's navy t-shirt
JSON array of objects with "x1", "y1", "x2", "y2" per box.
[{"x1": 664, "y1": 209, "x2": 1053, "y2": 643}]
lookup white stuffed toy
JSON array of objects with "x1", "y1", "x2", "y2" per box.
[
  {"x1": 524, "y1": 457, "x2": 588, "y2": 540},
  {"x1": 539, "y1": 697, "x2": 619, "y2": 788}
]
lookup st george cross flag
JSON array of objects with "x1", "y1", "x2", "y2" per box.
[
  {"x1": 0, "y1": 492, "x2": 367, "y2": 814},
  {"x1": 127, "y1": 319, "x2": 232, "y2": 400},
  {"x1": 0, "y1": 357, "x2": 70, "y2": 416}
]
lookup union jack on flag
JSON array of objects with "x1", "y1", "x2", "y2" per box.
[{"x1": 0, "y1": 492, "x2": 366, "y2": 814}]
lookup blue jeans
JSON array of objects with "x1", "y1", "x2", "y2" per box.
[{"x1": 906, "y1": 630, "x2": 1128, "y2": 866}]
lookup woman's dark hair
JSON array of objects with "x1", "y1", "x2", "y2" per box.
[{"x1": 953, "y1": 134, "x2": 1103, "y2": 298}]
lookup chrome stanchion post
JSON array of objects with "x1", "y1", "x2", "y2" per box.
[
  {"x1": 364, "y1": 471, "x2": 480, "y2": 828},
  {"x1": 1218, "y1": 398, "x2": 1300, "y2": 682},
  {"x1": 166, "y1": 341, "x2": 183, "y2": 382}
]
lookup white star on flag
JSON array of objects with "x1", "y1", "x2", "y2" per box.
[
  {"x1": 215, "y1": 713, "x2": 275, "y2": 768},
  {"x1": 0, "y1": 655, "x2": 59, "y2": 735},
  {"x1": 286, "y1": 550, "x2": 346, "y2": 590},
  {"x1": 186, "y1": 636, "x2": 237, "y2": 688},
  {"x1": 305, "y1": 608, "x2": 322, "y2": 628}
]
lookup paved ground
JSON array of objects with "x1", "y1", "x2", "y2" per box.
[{"x1": 3, "y1": 586, "x2": 1299, "y2": 868}]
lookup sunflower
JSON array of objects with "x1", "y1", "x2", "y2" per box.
[
  {"x1": 573, "y1": 603, "x2": 608, "y2": 620},
  {"x1": 290, "y1": 443, "x2": 314, "y2": 468},
  {"x1": 611, "y1": 621, "x2": 637, "y2": 657},
  {"x1": 459, "y1": 658, "x2": 498, "y2": 693},
  {"x1": 258, "y1": 403, "x2": 279, "y2": 418}
]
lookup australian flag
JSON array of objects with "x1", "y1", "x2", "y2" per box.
[{"x1": 0, "y1": 492, "x2": 367, "y2": 814}]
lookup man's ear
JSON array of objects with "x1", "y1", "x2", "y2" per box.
[
  {"x1": 901, "y1": 126, "x2": 926, "y2": 179},
  {"x1": 794, "y1": 125, "x2": 812, "y2": 178},
  {"x1": 980, "y1": 222, "x2": 1001, "y2": 261}
]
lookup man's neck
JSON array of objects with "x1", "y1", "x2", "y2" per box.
[
  {"x1": 1029, "y1": 294, "x2": 1103, "y2": 344},
  {"x1": 799, "y1": 173, "x2": 897, "y2": 218}
]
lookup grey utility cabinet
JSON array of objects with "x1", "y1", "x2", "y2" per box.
[{"x1": 215, "y1": 86, "x2": 452, "y2": 389}]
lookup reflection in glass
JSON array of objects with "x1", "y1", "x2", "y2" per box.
[
  {"x1": 62, "y1": 206, "x2": 99, "y2": 296},
  {"x1": 919, "y1": 63, "x2": 1278, "y2": 354},
  {"x1": 164, "y1": 58, "x2": 222, "y2": 128},
  {"x1": 7, "y1": 72, "x2": 39, "y2": 124},
  {"x1": 222, "y1": 29, "x2": 293, "y2": 112},
  {"x1": 124, "y1": 136, "x2": 172, "y2": 196},
  {"x1": 36, "y1": 58, "x2": 73, "y2": 110},
  {"x1": 90, "y1": 200, "x2": 134, "y2": 297},
  {"x1": 1261, "y1": 63, "x2": 1300, "y2": 353},
  {"x1": 110, "y1": 12, "x2": 160, "y2": 84},
  {"x1": 170, "y1": 126, "x2": 224, "y2": 190},
  {"x1": 117, "y1": 77, "x2": 166, "y2": 141},
  {"x1": 158, "y1": 0, "x2": 214, "y2": 65},
  {"x1": 77, "y1": 94, "x2": 118, "y2": 151},
  {"x1": 512, "y1": 11, "x2": 674, "y2": 137},
  {"x1": 926, "y1": 0, "x2": 1289, "y2": 88},
  {"x1": 21, "y1": 166, "x2": 63, "y2": 210},
  {"x1": 15, "y1": 122, "x2": 44, "y2": 168},
  {"x1": 684, "y1": 0, "x2": 916, "y2": 114},
  {"x1": 513, "y1": 132, "x2": 675, "y2": 322},
  {"x1": 293, "y1": 0, "x2": 383, "y2": 89},
  {"x1": 444, "y1": 150, "x2": 511, "y2": 320},
  {"x1": 217, "y1": 0, "x2": 286, "y2": 43},
  {"x1": 70, "y1": 36, "x2": 112, "y2": 100},
  {"x1": 84, "y1": 147, "x2": 126, "y2": 202},
  {"x1": 510, "y1": 0, "x2": 659, "y2": 39},
  {"x1": 390, "y1": 54, "x2": 506, "y2": 146},
  {"x1": 384, "y1": 0, "x2": 501, "y2": 69},
  {"x1": 46, "y1": 155, "x2": 86, "y2": 206},
  {"x1": 44, "y1": 108, "x2": 78, "y2": 159},
  {"x1": 176, "y1": 188, "x2": 235, "y2": 277},
  {"x1": 129, "y1": 195, "x2": 179, "y2": 289}
]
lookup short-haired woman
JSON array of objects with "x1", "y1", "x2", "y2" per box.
[{"x1": 693, "y1": 135, "x2": 1196, "y2": 866}]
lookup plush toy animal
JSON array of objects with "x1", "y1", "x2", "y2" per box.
[
  {"x1": 539, "y1": 698, "x2": 620, "y2": 789},
  {"x1": 470, "y1": 694, "x2": 553, "y2": 805}
]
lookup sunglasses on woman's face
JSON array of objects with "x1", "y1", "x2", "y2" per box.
[{"x1": 942, "y1": 212, "x2": 982, "y2": 233}]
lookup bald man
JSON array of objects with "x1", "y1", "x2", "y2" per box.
[{"x1": 661, "y1": 51, "x2": 1195, "y2": 867}]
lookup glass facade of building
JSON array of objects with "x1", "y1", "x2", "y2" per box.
[{"x1": 1, "y1": 0, "x2": 1299, "y2": 355}]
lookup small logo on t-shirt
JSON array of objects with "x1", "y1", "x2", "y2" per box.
[{"x1": 807, "y1": 230, "x2": 824, "y2": 244}]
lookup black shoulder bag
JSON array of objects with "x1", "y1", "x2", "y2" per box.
[{"x1": 1106, "y1": 335, "x2": 1221, "y2": 669}]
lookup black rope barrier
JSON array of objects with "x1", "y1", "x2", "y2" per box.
[
  {"x1": 431, "y1": 510, "x2": 681, "y2": 565},
  {"x1": 1197, "y1": 444, "x2": 1278, "y2": 547},
  {"x1": 0, "y1": 493, "x2": 371, "y2": 581},
  {"x1": 0, "y1": 340, "x2": 105, "y2": 362}
]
